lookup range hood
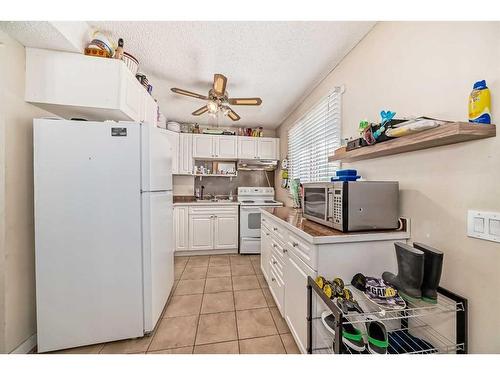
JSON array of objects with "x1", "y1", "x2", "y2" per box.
[{"x1": 237, "y1": 159, "x2": 278, "y2": 171}]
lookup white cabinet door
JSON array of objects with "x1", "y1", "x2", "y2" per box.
[
  {"x1": 193, "y1": 134, "x2": 214, "y2": 158},
  {"x1": 174, "y1": 206, "x2": 188, "y2": 251},
  {"x1": 215, "y1": 136, "x2": 238, "y2": 159},
  {"x1": 166, "y1": 130, "x2": 179, "y2": 174},
  {"x1": 188, "y1": 214, "x2": 214, "y2": 250},
  {"x1": 214, "y1": 214, "x2": 238, "y2": 249},
  {"x1": 260, "y1": 227, "x2": 272, "y2": 281},
  {"x1": 237, "y1": 137, "x2": 258, "y2": 159},
  {"x1": 284, "y1": 249, "x2": 315, "y2": 354},
  {"x1": 178, "y1": 133, "x2": 193, "y2": 175},
  {"x1": 258, "y1": 138, "x2": 279, "y2": 160}
]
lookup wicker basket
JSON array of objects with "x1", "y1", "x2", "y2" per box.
[{"x1": 122, "y1": 52, "x2": 139, "y2": 75}]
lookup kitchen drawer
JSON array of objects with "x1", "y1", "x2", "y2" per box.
[
  {"x1": 269, "y1": 252, "x2": 283, "y2": 278},
  {"x1": 268, "y1": 264, "x2": 285, "y2": 315},
  {"x1": 188, "y1": 206, "x2": 238, "y2": 215},
  {"x1": 287, "y1": 232, "x2": 317, "y2": 271},
  {"x1": 271, "y1": 238, "x2": 286, "y2": 264},
  {"x1": 264, "y1": 217, "x2": 288, "y2": 244}
]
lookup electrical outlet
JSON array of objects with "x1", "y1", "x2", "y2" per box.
[{"x1": 467, "y1": 210, "x2": 500, "y2": 243}]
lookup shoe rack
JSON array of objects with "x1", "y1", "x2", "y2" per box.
[{"x1": 306, "y1": 276, "x2": 468, "y2": 354}]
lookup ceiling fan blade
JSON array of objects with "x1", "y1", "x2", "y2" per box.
[
  {"x1": 192, "y1": 106, "x2": 209, "y2": 116},
  {"x1": 213, "y1": 74, "x2": 227, "y2": 96},
  {"x1": 228, "y1": 97, "x2": 262, "y2": 106},
  {"x1": 171, "y1": 87, "x2": 208, "y2": 100},
  {"x1": 227, "y1": 108, "x2": 241, "y2": 121}
]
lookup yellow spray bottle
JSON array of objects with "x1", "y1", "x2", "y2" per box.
[{"x1": 468, "y1": 80, "x2": 491, "y2": 124}]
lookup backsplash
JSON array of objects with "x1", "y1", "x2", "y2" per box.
[{"x1": 194, "y1": 170, "x2": 275, "y2": 197}]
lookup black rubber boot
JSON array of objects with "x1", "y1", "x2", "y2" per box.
[
  {"x1": 382, "y1": 242, "x2": 424, "y2": 302},
  {"x1": 413, "y1": 242, "x2": 443, "y2": 304}
]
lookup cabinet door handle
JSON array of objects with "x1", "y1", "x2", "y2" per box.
[
  {"x1": 272, "y1": 243, "x2": 277, "y2": 248},
  {"x1": 292, "y1": 242, "x2": 299, "y2": 248},
  {"x1": 283, "y1": 248, "x2": 288, "y2": 254},
  {"x1": 271, "y1": 277, "x2": 276, "y2": 282},
  {"x1": 273, "y1": 260, "x2": 277, "y2": 265}
]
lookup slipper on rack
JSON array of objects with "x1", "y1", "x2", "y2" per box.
[
  {"x1": 365, "y1": 316, "x2": 389, "y2": 354},
  {"x1": 321, "y1": 311, "x2": 366, "y2": 352}
]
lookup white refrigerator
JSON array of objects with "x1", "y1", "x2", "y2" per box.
[{"x1": 34, "y1": 119, "x2": 174, "y2": 353}]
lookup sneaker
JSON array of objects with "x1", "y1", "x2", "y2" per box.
[
  {"x1": 321, "y1": 311, "x2": 365, "y2": 352},
  {"x1": 365, "y1": 316, "x2": 388, "y2": 354}
]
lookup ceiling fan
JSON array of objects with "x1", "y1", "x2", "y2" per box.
[{"x1": 170, "y1": 74, "x2": 262, "y2": 121}]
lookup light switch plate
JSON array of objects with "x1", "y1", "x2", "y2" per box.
[{"x1": 467, "y1": 210, "x2": 500, "y2": 243}]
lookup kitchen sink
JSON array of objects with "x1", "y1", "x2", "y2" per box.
[{"x1": 196, "y1": 198, "x2": 235, "y2": 203}]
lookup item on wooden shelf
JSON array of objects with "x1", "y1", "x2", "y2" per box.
[
  {"x1": 321, "y1": 311, "x2": 366, "y2": 352},
  {"x1": 469, "y1": 79, "x2": 491, "y2": 124},
  {"x1": 413, "y1": 243, "x2": 444, "y2": 304},
  {"x1": 331, "y1": 169, "x2": 361, "y2": 182},
  {"x1": 385, "y1": 117, "x2": 444, "y2": 138},
  {"x1": 167, "y1": 121, "x2": 181, "y2": 132},
  {"x1": 114, "y1": 38, "x2": 124, "y2": 60},
  {"x1": 382, "y1": 242, "x2": 424, "y2": 302},
  {"x1": 84, "y1": 48, "x2": 109, "y2": 58},
  {"x1": 365, "y1": 317, "x2": 388, "y2": 354},
  {"x1": 122, "y1": 51, "x2": 139, "y2": 75}
]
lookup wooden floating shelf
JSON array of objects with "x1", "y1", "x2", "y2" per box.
[
  {"x1": 194, "y1": 174, "x2": 238, "y2": 177},
  {"x1": 329, "y1": 122, "x2": 496, "y2": 163}
]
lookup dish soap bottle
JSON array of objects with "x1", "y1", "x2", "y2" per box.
[{"x1": 468, "y1": 80, "x2": 491, "y2": 124}]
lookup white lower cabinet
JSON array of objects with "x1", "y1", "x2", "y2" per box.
[
  {"x1": 175, "y1": 205, "x2": 239, "y2": 252},
  {"x1": 174, "y1": 206, "x2": 188, "y2": 251},
  {"x1": 284, "y1": 249, "x2": 315, "y2": 354},
  {"x1": 260, "y1": 226, "x2": 272, "y2": 281}
]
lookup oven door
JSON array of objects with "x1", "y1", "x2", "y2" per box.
[
  {"x1": 302, "y1": 184, "x2": 330, "y2": 223},
  {"x1": 240, "y1": 206, "x2": 263, "y2": 238}
]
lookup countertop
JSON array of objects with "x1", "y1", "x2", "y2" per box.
[
  {"x1": 173, "y1": 196, "x2": 240, "y2": 206},
  {"x1": 261, "y1": 207, "x2": 410, "y2": 245}
]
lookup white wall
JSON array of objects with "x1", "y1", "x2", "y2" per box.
[
  {"x1": 276, "y1": 21, "x2": 500, "y2": 353},
  {"x1": 0, "y1": 30, "x2": 51, "y2": 353}
]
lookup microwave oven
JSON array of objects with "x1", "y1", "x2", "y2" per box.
[{"x1": 302, "y1": 181, "x2": 399, "y2": 232}]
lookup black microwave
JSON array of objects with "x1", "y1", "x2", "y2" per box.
[{"x1": 302, "y1": 181, "x2": 399, "y2": 232}]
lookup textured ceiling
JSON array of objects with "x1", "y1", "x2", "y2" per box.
[{"x1": 89, "y1": 21, "x2": 374, "y2": 128}]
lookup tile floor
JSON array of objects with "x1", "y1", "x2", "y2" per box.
[{"x1": 50, "y1": 254, "x2": 301, "y2": 354}]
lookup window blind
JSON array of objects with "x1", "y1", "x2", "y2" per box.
[{"x1": 288, "y1": 88, "x2": 341, "y2": 183}]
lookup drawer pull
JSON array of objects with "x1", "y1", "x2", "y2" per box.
[
  {"x1": 271, "y1": 277, "x2": 276, "y2": 282},
  {"x1": 272, "y1": 243, "x2": 277, "y2": 248},
  {"x1": 292, "y1": 242, "x2": 299, "y2": 248},
  {"x1": 283, "y1": 248, "x2": 288, "y2": 254},
  {"x1": 272, "y1": 260, "x2": 277, "y2": 265},
  {"x1": 273, "y1": 227, "x2": 278, "y2": 231}
]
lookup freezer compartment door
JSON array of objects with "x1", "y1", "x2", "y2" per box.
[
  {"x1": 34, "y1": 119, "x2": 144, "y2": 352},
  {"x1": 142, "y1": 191, "x2": 174, "y2": 332},
  {"x1": 142, "y1": 124, "x2": 172, "y2": 191}
]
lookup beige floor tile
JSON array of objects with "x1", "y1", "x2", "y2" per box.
[
  {"x1": 180, "y1": 266, "x2": 208, "y2": 280},
  {"x1": 204, "y1": 276, "x2": 232, "y2": 293},
  {"x1": 252, "y1": 262, "x2": 263, "y2": 276},
  {"x1": 230, "y1": 256, "x2": 252, "y2": 265},
  {"x1": 262, "y1": 287, "x2": 277, "y2": 307},
  {"x1": 280, "y1": 334, "x2": 301, "y2": 354},
  {"x1": 209, "y1": 255, "x2": 230, "y2": 266},
  {"x1": 270, "y1": 307, "x2": 290, "y2": 334},
  {"x1": 234, "y1": 289, "x2": 267, "y2": 310},
  {"x1": 174, "y1": 256, "x2": 189, "y2": 266},
  {"x1": 193, "y1": 341, "x2": 239, "y2": 354},
  {"x1": 174, "y1": 265, "x2": 185, "y2": 280},
  {"x1": 239, "y1": 335, "x2": 286, "y2": 354},
  {"x1": 236, "y1": 308, "x2": 278, "y2": 339},
  {"x1": 164, "y1": 294, "x2": 202, "y2": 317},
  {"x1": 149, "y1": 316, "x2": 198, "y2": 351},
  {"x1": 174, "y1": 279, "x2": 205, "y2": 296},
  {"x1": 50, "y1": 343, "x2": 104, "y2": 354},
  {"x1": 249, "y1": 255, "x2": 260, "y2": 261},
  {"x1": 196, "y1": 312, "x2": 237, "y2": 345},
  {"x1": 207, "y1": 265, "x2": 231, "y2": 278},
  {"x1": 201, "y1": 291, "x2": 235, "y2": 314},
  {"x1": 256, "y1": 274, "x2": 268, "y2": 288},
  {"x1": 100, "y1": 335, "x2": 153, "y2": 354},
  {"x1": 231, "y1": 264, "x2": 255, "y2": 276},
  {"x1": 232, "y1": 275, "x2": 260, "y2": 291},
  {"x1": 147, "y1": 346, "x2": 193, "y2": 354},
  {"x1": 187, "y1": 256, "x2": 210, "y2": 267}
]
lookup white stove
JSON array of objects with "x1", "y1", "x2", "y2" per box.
[{"x1": 238, "y1": 187, "x2": 283, "y2": 254}]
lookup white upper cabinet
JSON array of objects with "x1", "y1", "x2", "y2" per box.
[
  {"x1": 214, "y1": 136, "x2": 238, "y2": 159},
  {"x1": 25, "y1": 48, "x2": 156, "y2": 124},
  {"x1": 237, "y1": 137, "x2": 279, "y2": 160},
  {"x1": 165, "y1": 130, "x2": 179, "y2": 175},
  {"x1": 192, "y1": 134, "x2": 238, "y2": 160},
  {"x1": 178, "y1": 133, "x2": 193, "y2": 175}
]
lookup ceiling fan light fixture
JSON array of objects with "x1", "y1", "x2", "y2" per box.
[{"x1": 207, "y1": 100, "x2": 218, "y2": 114}]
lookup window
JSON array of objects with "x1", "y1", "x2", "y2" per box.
[{"x1": 288, "y1": 87, "x2": 341, "y2": 183}]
